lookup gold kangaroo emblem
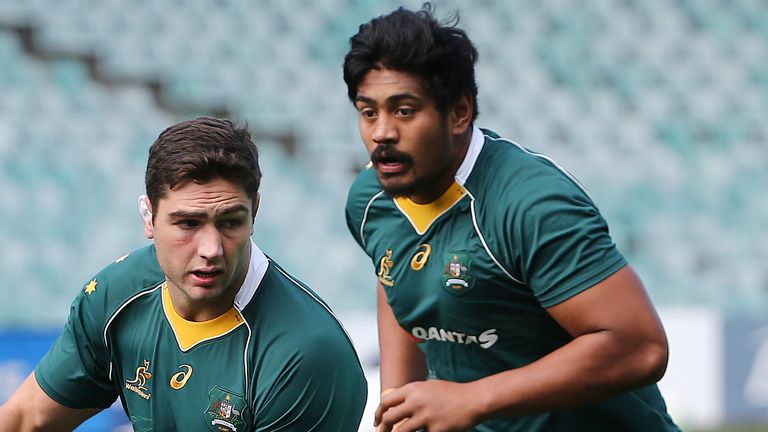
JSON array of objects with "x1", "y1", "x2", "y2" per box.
[
  {"x1": 378, "y1": 249, "x2": 395, "y2": 287},
  {"x1": 126, "y1": 360, "x2": 152, "y2": 390}
]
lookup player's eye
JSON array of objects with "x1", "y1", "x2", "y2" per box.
[
  {"x1": 395, "y1": 107, "x2": 416, "y2": 117},
  {"x1": 219, "y1": 218, "x2": 244, "y2": 229},
  {"x1": 359, "y1": 108, "x2": 377, "y2": 119},
  {"x1": 175, "y1": 220, "x2": 200, "y2": 230}
]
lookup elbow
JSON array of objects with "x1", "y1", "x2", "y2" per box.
[{"x1": 635, "y1": 339, "x2": 669, "y2": 386}]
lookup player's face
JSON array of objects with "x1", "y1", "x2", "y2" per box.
[
  {"x1": 148, "y1": 177, "x2": 255, "y2": 321},
  {"x1": 354, "y1": 68, "x2": 470, "y2": 203}
]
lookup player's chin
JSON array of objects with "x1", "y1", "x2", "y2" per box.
[
  {"x1": 185, "y1": 287, "x2": 229, "y2": 305},
  {"x1": 378, "y1": 176, "x2": 415, "y2": 198},
  {"x1": 185, "y1": 279, "x2": 225, "y2": 296}
]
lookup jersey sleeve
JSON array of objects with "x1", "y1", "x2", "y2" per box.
[
  {"x1": 345, "y1": 165, "x2": 380, "y2": 253},
  {"x1": 252, "y1": 324, "x2": 368, "y2": 431},
  {"x1": 500, "y1": 161, "x2": 627, "y2": 307},
  {"x1": 35, "y1": 277, "x2": 117, "y2": 409}
]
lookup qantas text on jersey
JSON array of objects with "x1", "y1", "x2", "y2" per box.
[{"x1": 410, "y1": 326, "x2": 498, "y2": 349}]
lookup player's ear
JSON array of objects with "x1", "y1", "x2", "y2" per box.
[
  {"x1": 449, "y1": 91, "x2": 473, "y2": 135},
  {"x1": 250, "y1": 193, "x2": 260, "y2": 235},
  {"x1": 138, "y1": 195, "x2": 154, "y2": 239}
]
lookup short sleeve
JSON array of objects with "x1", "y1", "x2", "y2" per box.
[
  {"x1": 345, "y1": 199, "x2": 366, "y2": 251},
  {"x1": 345, "y1": 166, "x2": 382, "y2": 254},
  {"x1": 35, "y1": 284, "x2": 117, "y2": 409},
  {"x1": 509, "y1": 169, "x2": 626, "y2": 307}
]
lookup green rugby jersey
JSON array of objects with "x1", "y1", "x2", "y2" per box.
[
  {"x1": 35, "y1": 242, "x2": 367, "y2": 431},
  {"x1": 346, "y1": 126, "x2": 679, "y2": 431}
]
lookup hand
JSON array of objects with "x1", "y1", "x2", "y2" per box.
[
  {"x1": 374, "y1": 380, "x2": 483, "y2": 432},
  {"x1": 375, "y1": 388, "x2": 407, "y2": 432}
]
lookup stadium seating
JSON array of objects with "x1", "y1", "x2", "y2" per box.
[{"x1": 0, "y1": 0, "x2": 766, "y2": 328}]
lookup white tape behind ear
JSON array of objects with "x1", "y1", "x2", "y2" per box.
[{"x1": 138, "y1": 194, "x2": 152, "y2": 223}]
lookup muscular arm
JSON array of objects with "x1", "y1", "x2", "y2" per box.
[
  {"x1": 376, "y1": 265, "x2": 670, "y2": 431},
  {"x1": 0, "y1": 372, "x2": 101, "y2": 432},
  {"x1": 473, "y1": 265, "x2": 668, "y2": 418}
]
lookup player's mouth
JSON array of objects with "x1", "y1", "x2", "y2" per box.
[
  {"x1": 190, "y1": 268, "x2": 223, "y2": 286},
  {"x1": 376, "y1": 160, "x2": 408, "y2": 174},
  {"x1": 371, "y1": 148, "x2": 411, "y2": 175}
]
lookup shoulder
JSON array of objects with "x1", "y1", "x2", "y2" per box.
[
  {"x1": 468, "y1": 128, "x2": 596, "y2": 212},
  {"x1": 345, "y1": 164, "x2": 387, "y2": 248},
  {"x1": 346, "y1": 163, "x2": 384, "y2": 218},
  {"x1": 473, "y1": 128, "x2": 583, "y2": 189},
  {"x1": 243, "y1": 260, "x2": 358, "y2": 354},
  {"x1": 242, "y1": 259, "x2": 366, "y2": 392},
  {"x1": 246, "y1": 264, "x2": 368, "y2": 430},
  {"x1": 77, "y1": 245, "x2": 165, "y2": 320}
]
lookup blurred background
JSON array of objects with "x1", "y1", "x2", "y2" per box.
[{"x1": 0, "y1": 0, "x2": 766, "y2": 430}]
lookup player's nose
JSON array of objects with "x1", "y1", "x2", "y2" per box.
[
  {"x1": 197, "y1": 225, "x2": 224, "y2": 260},
  {"x1": 371, "y1": 115, "x2": 398, "y2": 145}
]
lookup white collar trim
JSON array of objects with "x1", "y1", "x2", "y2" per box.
[
  {"x1": 233, "y1": 240, "x2": 268, "y2": 310},
  {"x1": 454, "y1": 125, "x2": 484, "y2": 186}
]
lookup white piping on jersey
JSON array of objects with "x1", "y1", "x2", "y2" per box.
[
  {"x1": 460, "y1": 127, "x2": 525, "y2": 284},
  {"x1": 457, "y1": 127, "x2": 595, "y2": 285},
  {"x1": 229, "y1": 241, "x2": 268, "y2": 413},
  {"x1": 233, "y1": 240, "x2": 269, "y2": 310},
  {"x1": 360, "y1": 190, "x2": 386, "y2": 248},
  {"x1": 104, "y1": 283, "x2": 163, "y2": 381},
  {"x1": 467, "y1": 191, "x2": 524, "y2": 285},
  {"x1": 272, "y1": 265, "x2": 365, "y2": 373},
  {"x1": 484, "y1": 132, "x2": 594, "y2": 201},
  {"x1": 241, "y1": 315, "x2": 253, "y2": 415}
]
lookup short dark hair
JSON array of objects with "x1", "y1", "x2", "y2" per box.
[
  {"x1": 343, "y1": 2, "x2": 479, "y2": 121},
  {"x1": 145, "y1": 116, "x2": 261, "y2": 210}
]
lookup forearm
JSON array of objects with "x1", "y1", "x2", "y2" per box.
[
  {"x1": 0, "y1": 373, "x2": 99, "y2": 432},
  {"x1": 377, "y1": 283, "x2": 428, "y2": 391},
  {"x1": 379, "y1": 350, "x2": 427, "y2": 392},
  {"x1": 470, "y1": 330, "x2": 668, "y2": 421},
  {"x1": 379, "y1": 335, "x2": 427, "y2": 391}
]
